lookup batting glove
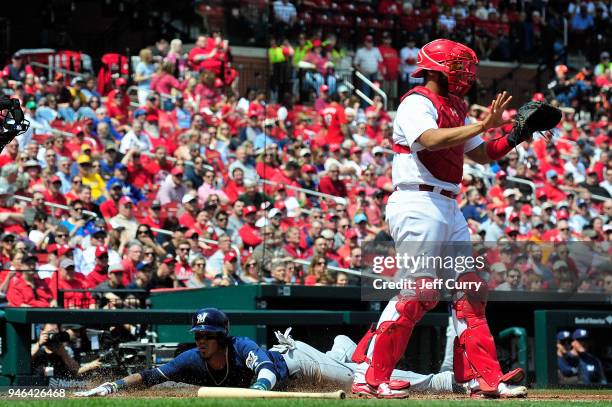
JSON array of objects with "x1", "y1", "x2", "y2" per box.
[
  {"x1": 250, "y1": 379, "x2": 271, "y2": 391},
  {"x1": 74, "y1": 382, "x2": 118, "y2": 397}
]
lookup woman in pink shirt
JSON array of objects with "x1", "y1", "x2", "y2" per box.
[{"x1": 150, "y1": 61, "x2": 183, "y2": 96}]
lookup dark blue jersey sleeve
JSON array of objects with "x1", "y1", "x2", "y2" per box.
[
  {"x1": 141, "y1": 348, "x2": 199, "y2": 386},
  {"x1": 233, "y1": 337, "x2": 276, "y2": 375}
]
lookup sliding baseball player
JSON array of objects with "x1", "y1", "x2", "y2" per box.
[{"x1": 75, "y1": 308, "x2": 457, "y2": 396}]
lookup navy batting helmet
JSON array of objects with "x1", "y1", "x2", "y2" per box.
[{"x1": 190, "y1": 308, "x2": 229, "y2": 335}]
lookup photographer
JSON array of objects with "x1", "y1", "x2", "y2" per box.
[{"x1": 31, "y1": 323, "x2": 100, "y2": 379}]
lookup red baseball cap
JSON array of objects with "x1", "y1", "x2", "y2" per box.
[
  {"x1": 365, "y1": 35, "x2": 374, "y2": 42},
  {"x1": 50, "y1": 175, "x2": 61, "y2": 183},
  {"x1": 162, "y1": 254, "x2": 176, "y2": 264},
  {"x1": 520, "y1": 204, "x2": 533, "y2": 217},
  {"x1": 536, "y1": 190, "x2": 547, "y2": 200},
  {"x1": 557, "y1": 209, "x2": 570, "y2": 220},
  {"x1": 496, "y1": 171, "x2": 507, "y2": 180},
  {"x1": 350, "y1": 146, "x2": 362, "y2": 155},
  {"x1": 504, "y1": 227, "x2": 520, "y2": 235},
  {"x1": 329, "y1": 144, "x2": 340, "y2": 152},
  {"x1": 301, "y1": 164, "x2": 317, "y2": 174},
  {"x1": 224, "y1": 251, "x2": 238, "y2": 263},
  {"x1": 274, "y1": 200, "x2": 286, "y2": 211},
  {"x1": 171, "y1": 167, "x2": 184, "y2": 176},
  {"x1": 244, "y1": 205, "x2": 257, "y2": 216},
  {"x1": 320, "y1": 84, "x2": 329, "y2": 93},
  {"x1": 95, "y1": 246, "x2": 109, "y2": 257},
  {"x1": 346, "y1": 228, "x2": 359, "y2": 239},
  {"x1": 509, "y1": 212, "x2": 520, "y2": 222},
  {"x1": 312, "y1": 39, "x2": 322, "y2": 47},
  {"x1": 494, "y1": 207, "x2": 506, "y2": 217},
  {"x1": 115, "y1": 77, "x2": 127, "y2": 86},
  {"x1": 325, "y1": 212, "x2": 339, "y2": 222}
]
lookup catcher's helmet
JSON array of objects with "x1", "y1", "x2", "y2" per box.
[
  {"x1": 411, "y1": 39, "x2": 478, "y2": 96},
  {"x1": 190, "y1": 307, "x2": 229, "y2": 335}
]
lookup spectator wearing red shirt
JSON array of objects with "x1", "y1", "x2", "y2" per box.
[
  {"x1": 538, "y1": 170, "x2": 567, "y2": 203},
  {"x1": 179, "y1": 193, "x2": 199, "y2": 229},
  {"x1": 99, "y1": 182, "x2": 122, "y2": 219},
  {"x1": 238, "y1": 205, "x2": 263, "y2": 249},
  {"x1": 269, "y1": 161, "x2": 301, "y2": 198},
  {"x1": 146, "y1": 146, "x2": 173, "y2": 176},
  {"x1": 85, "y1": 246, "x2": 110, "y2": 288},
  {"x1": 316, "y1": 93, "x2": 347, "y2": 146},
  {"x1": 0, "y1": 139, "x2": 18, "y2": 166},
  {"x1": 224, "y1": 167, "x2": 246, "y2": 203},
  {"x1": 49, "y1": 259, "x2": 91, "y2": 308},
  {"x1": 7, "y1": 256, "x2": 54, "y2": 308},
  {"x1": 378, "y1": 32, "x2": 401, "y2": 102},
  {"x1": 105, "y1": 78, "x2": 130, "y2": 124},
  {"x1": 187, "y1": 35, "x2": 217, "y2": 71},
  {"x1": 282, "y1": 226, "x2": 304, "y2": 259},
  {"x1": 122, "y1": 150, "x2": 155, "y2": 190},
  {"x1": 174, "y1": 240, "x2": 193, "y2": 283},
  {"x1": 150, "y1": 61, "x2": 183, "y2": 96},
  {"x1": 121, "y1": 242, "x2": 143, "y2": 286},
  {"x1": 142, "y1": 200, "x2": 165, "y2": 230},
  {"x1": 318, "y1": 165, "x2": 347, "y2": 197}
]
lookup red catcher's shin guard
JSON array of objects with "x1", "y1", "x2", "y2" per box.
[
  {"x1": 454, "y1": 295, "x2": 503, "y2": 392},
  {"x1": 364, "y1": 295, "x2": 438, "y2": 386},
  {"x1": 352, "y1": 325, "x2": 376, "y2": 364}
]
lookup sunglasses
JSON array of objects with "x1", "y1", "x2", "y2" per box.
[
  {"x1": 195, "y1": 333, "x2": 220, "y2": 340},
  {"x1": 73, "y1": 207, "x2": 84, "y2": 211},
  {"x1": 138, "y1": 230, "x2": 149, "y2": 234},
  {"x1": 145, "y1": 252, "x2": 155, "y2": 256},
  {"x1": 179, "y1": 247, "x2": 190, "y2": 252},
  {"x1": 56, "y1": 234, "x2": 67, "y2": 238}
]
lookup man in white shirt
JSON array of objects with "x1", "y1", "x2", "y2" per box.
[
  {"x1": 399, "y1": 37, "x2": 423, "y2": 94},
  {"x1": 353, "y1": 35, "x2": 383, "y2": 98}
]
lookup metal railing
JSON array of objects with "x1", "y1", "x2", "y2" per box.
[
  {"x1": 354, "y1": 69, "x2": 388, "y2": 110},
  {"x1": 13, "y1": 194, "x2": 98, "y2": 220},
  {"x1": 259, "y1": 178, "x2": 347, "y2": 205}
]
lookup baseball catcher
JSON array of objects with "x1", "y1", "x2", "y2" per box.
[
  {"x1": 75, "y1": 308, "x2": 458, "y2": 397},
  {"x1": 0, "y1": 95, "x2": 29, "y2": 153},
  {"x1": 350, "y1": 39, "x2": 561, "y2": 399}
]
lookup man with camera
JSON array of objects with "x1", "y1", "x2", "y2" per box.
[{"x1": 31, "y1": 323, "x2": 101, "y2": 379}]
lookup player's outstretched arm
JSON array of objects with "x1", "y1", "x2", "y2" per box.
[
  {"x1": 418, "y1": 92, "x2": 512, "y2": 151},
  {"x1": 74, "y1": 373, "x2": 143, "y2": 397}
]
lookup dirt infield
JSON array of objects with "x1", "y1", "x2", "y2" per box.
[{"x1": 114, "y1": 386, "x2": 612, "y2": 401}]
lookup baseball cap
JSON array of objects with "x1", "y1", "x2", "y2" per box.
[
  {"x1": 113, "y1": 162, "x2": 127, "y2": 171},
  {"x1": 77, "y1": 155, "x2": 91, "y2": 165},
  {"x1": 557, "y1": 209, "x2": 570, "y2": 220},
  {"x1": 321, "y1": 229, "x2": 335, "y2": 240},
  {"x1": 118, "y1": 196, "x2": 133, "y2": 206},
  {"x1": 60, "y1": 258, "x2": 75, "y2": 269},
  {"x1": 536, "y1": 190, "x2": 547, "y2": 200},
  {"x1": 268, "y1": 208, "x2": 282, "y2": 218},
  {"x1": 494, "y1": 207, "x2": 506, "y2": 217},
  {"x1": 171, "y1": 167, "x2": 184, "y2": 176},
  {"x1": 301, "y1": 164, "x2": 317, "y2": 174},
  {"x1": 300, "y1": 148, "x2": 312, "y2": 157},
  {"x1": 244, "y1": 205, "x2": 257, "y2": 216},
  {"x1": 151, "y1": 200, "x2": 162, "y2": 209},
  {"x1": 108, "y1": 263, "x2": 124, "y2": 273},
  {"x1": 95, "y1": 246, "x2": 109, "y2": 257},
  {"x1": 81, "y1": 144, "x2": 92, "y2": 152},
  {"x1": 496, "y1": 171, "x2": 507, "y2": 180},
  {"x1": 325, "y1": 212, "x2": 339, "y2": 222},
  {"x1": 509, "y1": 213, "x2": 520, "y2": 222},
  {"x1": 50, "y1": 175, "x2": 61, "y2": 184},
  {"x1": 572, "y1": 329, "x2": 588, "y2": 341},
  {"x1": 1, "y1": 233, "x2": 15, "y2": 242},
  {"x1": 24, "y1": 159, "x2": 41, "y2": 168},
  {"x1": 224, "y1": 251, "x2": 238, "y2": 263},
  {"x1": 364, "y1": 35, "x2": 374, "y2": 42},
  {"x1": 312, "y1": 39, "x2": 321, "y2": 47},
  {"x1": 372, "y1": 146, "x2": 384, "y2": 155},
  {"x1": 115, "y1": 77, "x2": 127, "y2": 86},
  {"x1": 354, "y1": 213, "x2": 368, "y2": 224},
  {"x1": 490, "y1": 262, "x2": 507, "y2": 274},
  {"x1": 546, "y1": 170, "x2": 558, "y2": 179},
  {"x1": 329, "y1": 144, "x2": 340, "y2": 152},
  {"x1": 320, "y1": 84, "x2": 329, "y2": 93},
  {"x1": 553, "y1": 260, "x2": 568, "y2": 270},
  {"x1": 542, "y1": 202, "x2": 554, "y2": 210},
  {"x1": 182, "y1": 193, "x2": 197, "y2": 204},
  {"x1": 602, "y1": 51, "x2": 610, "y2": 59},
  {"x1": 503, "y1": 189, "x2": 517, "y2": 198},
  {"x1": 350, "y1": 146, "x2": 362, "y2": 155},
  {"x1": 346, "y1": 228, "x2": 358, "y2": 239},
  {"x1": 520, "y1": 204, "x2": 533, "y2": 217},
  {"x1": 557, "y1": 331, "x2": 571, "y2": 341},
  {"x1": 162, "y1": 254, "x2": 176, "y2": 264},
  {"x1": 504, "y1": 226, "x2": 519, "y2": 235}
]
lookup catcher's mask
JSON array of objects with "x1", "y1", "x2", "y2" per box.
[
  {"x1": 412, "y1": 39, "x2": 478, "y2": 96},
  {"x1": 0, "y1": 97, "x2": 30, "y2": 136}
]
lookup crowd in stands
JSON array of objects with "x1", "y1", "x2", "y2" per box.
[
  {"x1": 266, "y1": 0, "x2": 611, "y2": 105},
  {"x1": 0, "y1": 1, "x2": 610, "y2": 308}
]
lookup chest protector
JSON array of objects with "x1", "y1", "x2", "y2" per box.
[{"x1": 399, "y1": 86, "x2": 468, "y2": 184}]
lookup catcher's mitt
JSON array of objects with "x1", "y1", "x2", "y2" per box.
[{"x1": 507, "y1": 101, "x2": 561, "y2": 146}]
